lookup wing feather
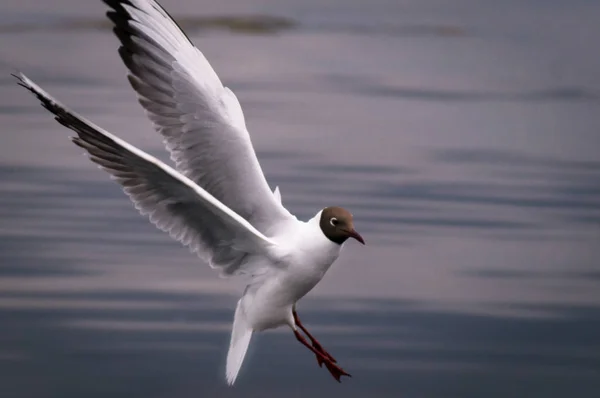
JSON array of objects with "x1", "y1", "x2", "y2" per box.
[
  {"x1": 103, "y1": 0, "x2": 294, "y2": 232},
  {"x1": 13, "y1": 73, "x2": 277, "y2": 274}
]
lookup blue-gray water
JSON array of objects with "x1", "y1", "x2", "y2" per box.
[{"x1": 1, "y1": 0, "x2": 599, "y2": 397}]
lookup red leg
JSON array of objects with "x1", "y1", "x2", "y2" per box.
[
  {"x1": 293, "y1": 309, "x2": 337, "y2": 365},
  {"x1": 294, "y1": 330, "x2": 352, "y2": 382}
]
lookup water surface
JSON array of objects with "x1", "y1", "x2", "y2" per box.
[{"x1": 1, "y1": 0, "x2": 599, "y2": 397}]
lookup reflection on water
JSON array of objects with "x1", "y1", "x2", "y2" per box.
[{"x1": 1, "y1": 0, "x2": 599, "y2": 397}]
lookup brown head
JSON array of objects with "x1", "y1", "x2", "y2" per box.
[{"x1": 319, "y1": 206, "x2": 365, "y2": 245}]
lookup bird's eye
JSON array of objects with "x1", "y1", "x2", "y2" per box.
[{"x1": 329, "y1": 217, "x2": 338, "y2": 227}]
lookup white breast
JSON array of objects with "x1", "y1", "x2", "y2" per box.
[
  {"x1": 274, "y1": 211, "x2": 342, "y2": 299},
  {"x1": 242, "y1": 211, "x2": 342, "y2": 331}
]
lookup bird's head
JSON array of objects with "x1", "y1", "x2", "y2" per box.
[{"x1": 319, "y1": 206, "x2": 365, "y2": 245}]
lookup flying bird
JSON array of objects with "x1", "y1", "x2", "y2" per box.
[{"x1": 13, "y1": 0, "x2": 364, "y2": 385}]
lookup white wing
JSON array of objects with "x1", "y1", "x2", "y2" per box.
[
  {"x1": 14, "y1": 73, "x2": 276, "y2": 274},
  {"x1": 103, "y1": 0, "x2": 294, "y2": 233}
]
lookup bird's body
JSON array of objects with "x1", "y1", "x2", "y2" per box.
[
  {"x1": 244, "y1": 211, "x2": 341, "y2": 331},
  {"x1": 13, "y1": 0, "x2": 364, "y2": 386}
]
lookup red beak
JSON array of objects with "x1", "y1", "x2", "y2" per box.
[{"x1": 346, "y1": 229, "x2": 365, "y2": 245}]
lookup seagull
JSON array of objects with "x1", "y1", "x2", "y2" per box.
[{"x1": 12, "y1": 0, "x2": 365, "y2": 385}]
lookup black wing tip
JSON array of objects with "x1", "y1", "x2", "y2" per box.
[
  {"x1": 12, "y1": 73, "x2": 54, "y2": 114},
  {"x1": 11, "y1": 71, "x2": 129, "y2": 180},
  {"x1": 11, "y1": 72, "x2": 58, "y2": 113},
  {"x1": 10, "y1": 72, "x2": 109, "y2": 151},
  {"x1": 103, "y1": 1, "x2": 136, "y2": 46},
  {"x1": 106, "y1": 10, "x2": 127, "y2": 25},
  {"x1": 11, "y1": 71, "x2": 32, "y2": 91},
  {"x1": 103, "y1": 0, "x2": 193, "y2": 45},
  {"x1": 71, "y1": 135, "x2": 86, "y2": 148},
  {"x1": 103, "y1": 0, "x2": 134, "y2": 11},
  {"x1": 103, "y1": 0, "x2": 138, "y2": 22}
]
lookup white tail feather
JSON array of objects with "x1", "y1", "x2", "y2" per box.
[{"x1": 226, "y1": 299, "x2": 253, "y2": 385}]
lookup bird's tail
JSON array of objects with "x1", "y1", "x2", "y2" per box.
[{"x1": 226, "y1": 299, "x2": 253, "y2": 385}]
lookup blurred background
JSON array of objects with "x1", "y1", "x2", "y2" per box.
[{"x1": 1, "y1": 0, "x2": 599, "y2": 397}]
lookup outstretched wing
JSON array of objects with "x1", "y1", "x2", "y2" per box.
[
  {"x1": 103, "y1": 0, "x2": 294, "y2": 233},
  {"x1": 14, "y1": 73, "x2": 277, "y2": 273}
]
